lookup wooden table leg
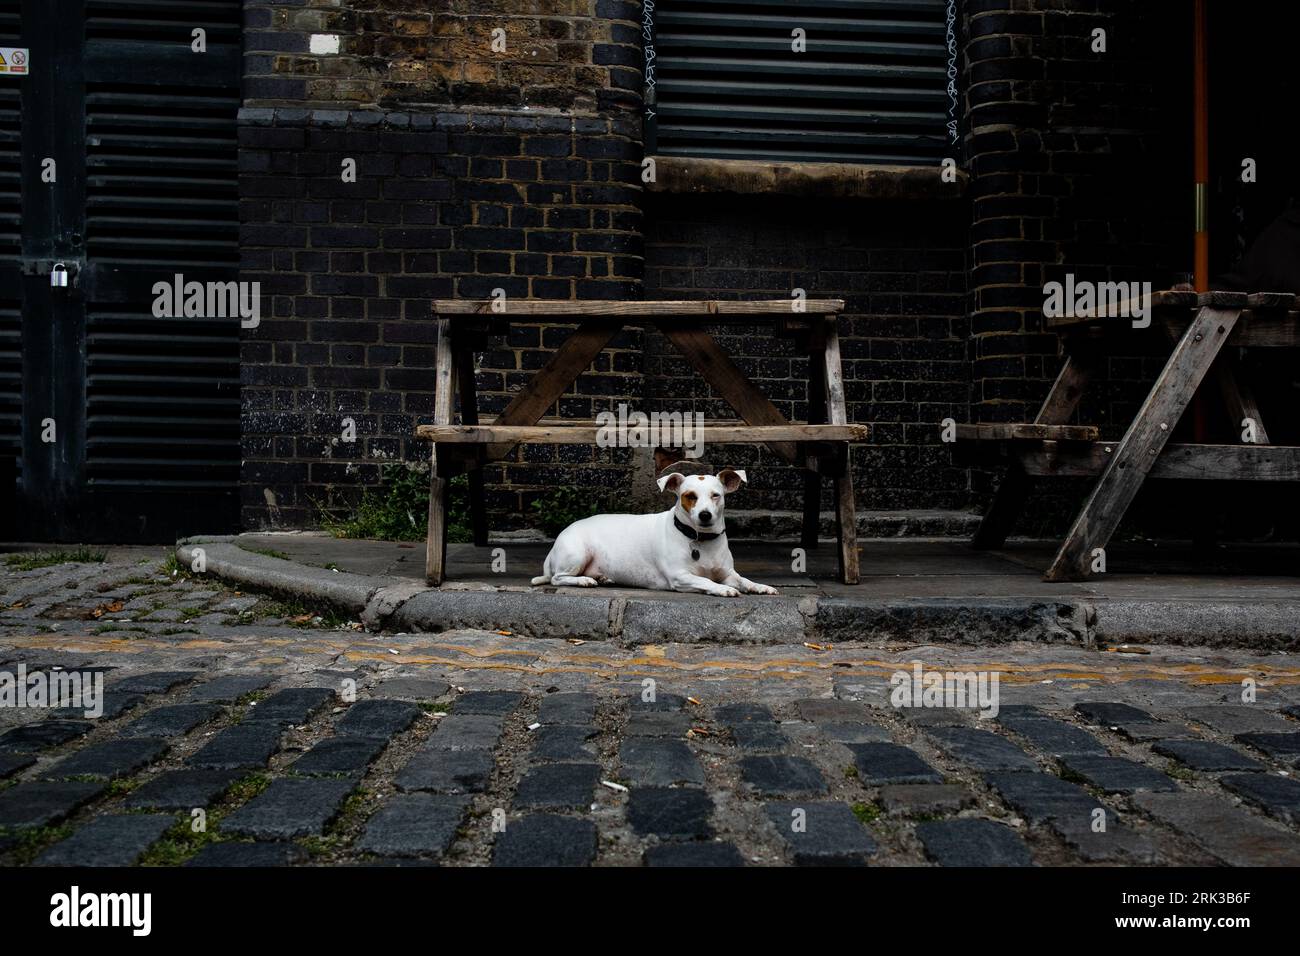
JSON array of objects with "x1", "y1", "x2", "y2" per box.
[
  {"x1": 973, "y1": 345, "x2": 1098, "y2": 550},
  {"x1": 820, "y1": 317, "x2": 859, "y2": 584},
  {"x1": 1044, "y1": 307, "x2": 1243, "y2": 582},
  {"x1": 801, "y1": 326, "x2": 830, "y2": 550},
  {"x1": 455, "y1": 344, "x2": 490, "y2": 547},
  {"x1": 426, "y1": 318, "x2": 454, "y2": 586}
]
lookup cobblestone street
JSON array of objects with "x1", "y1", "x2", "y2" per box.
[{"x1": 3, "y1": 549, "x2": 1300, "y2": 867}]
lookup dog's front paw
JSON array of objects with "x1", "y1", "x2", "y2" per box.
[
  {"x1": 712, "y1": 585, "x2": 740, "y2": 597},
  {"x1": 747, "y1": 583, "x2": 778, "y2": 595}
]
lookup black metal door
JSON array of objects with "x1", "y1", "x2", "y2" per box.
[{"x1": 3, "y1": 0, "x2": 242, "y2": 543}]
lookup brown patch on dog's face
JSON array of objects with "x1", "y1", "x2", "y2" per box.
[{"x1": 680, "y1": 490, "x2": 698, "y2": 512}]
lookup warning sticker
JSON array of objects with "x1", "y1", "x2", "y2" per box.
[{"x1": 0, "y1": 47, "x2": 29, "y2": 76}]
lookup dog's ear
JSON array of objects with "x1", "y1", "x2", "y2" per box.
[
  {"x1": 657, "y1": 472, "x2": 686, "y2": 493},
  {"x1": 717, "y1": 468, "x2": 747, "y2": 493}
]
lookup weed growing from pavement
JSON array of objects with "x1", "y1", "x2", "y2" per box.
[
  {"x1": 851, "y1": 801, "x2": 882, "y2": 825},
  {"x1": 298, "y1": 788, "x2": 370, "y2": 858},
  {"x1": 241, "y1": 597, "x2": 354, "y2": 629},
  {"x1": 138, "y1": 773, "x2": 271, "y2": 865},
  {"x1": 0, "y1": 824, "x2": 74, "y2": 865},
  {"x1": 4, "y1": 547, "x2": 107, "y2": 572},
  {"x1": 318, "y1": 464, "x2": 471, "y2": 542}
]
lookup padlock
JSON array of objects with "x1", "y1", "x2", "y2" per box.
[{"x1": 50, "y1": 262, "x2": 69, "y2": 288}]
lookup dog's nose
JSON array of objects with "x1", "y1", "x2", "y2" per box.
[{"x1": 698, "y1": 510, "x2": 713, "y2": 524}]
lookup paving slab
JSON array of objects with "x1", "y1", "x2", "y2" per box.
[
  {"x1": 643, "y1": 842, "x2": 746, "y2": 867},
  {"x1": 221, "y1": 778, "x2": 356, "y2": 839},
  {"x1": 983, "y1": 772, "x2": 1098, "y2": 825},
  {"x1": 1234, "y1": 732, "x2": 1300, "y2": 765},
  {"x1": 878, "y1": 784, "x2": 976, "y2": 817},
  {"x1": 120, "y1": 703, "x2": 222, "y2": 738},
  {"x1": 111, "y1": 671, "x2": 200, "y2": 695},
  {"x1": 926, "y1": 727, "x2": 1039, "y2": 772},
  {"x1": 35, "y1": 814, "x2": 173, "y2": 867},
  {"x1": 620, "y1": 738, "x2": 705, "y2": 787},
  {"x1": 0, "y1": 753, "x2": 35, "y2": 779},
  {"x1": 356, "y1": 794, "x2": 470, "y2": 858},
  {"x1": 538, "y1": 693, "x2": 597, "y2": 725},
  {"x1": 453, "y1": 690, "x2": 524, "y2": 716},
  {"x1": 335, "y1": 699, "x2": 423, "y2": 739},
  {"x1": 765, "y1": 800, "x2": 877, "y2": 865},
  {"x1": 1057, "y1": 755, "x2": 1178, "y2": 794},
  {"x1": 625, "y1": 711, "x2": 693, "y2": 737},
  {"x1": 1135, "y1": 791, "x2": 1300, "y2": 866},
  {"x1": 514, "y1": 763, "x2": 600, "y2": 810},
  {"x1": 739, "y1": 755, "x2": 828, "y2": 796},
  {"x1": 245, "y1": 687, "x2": 335, "y2": 725},
  {"x1": 996, "y1": 714, "x2": 1108, "y2": 757},
  {"x1": 916, "y1": 818, "x2": 1033, "y2": 867},
  {"x1": 125, "y1": 769, "x2": 243, "y2": 811},
  {"x1": 374, "y1": 677, "x2": 451, "y2": 701},
  {"x1": 186, "y1": 723, "x2": 282, "y2": 770},
  {"x1": 493, "y1": 814, "x2": 598, "y2": 867},
  {"x1": 1183, "y1": 705, "x2": 1296, "y2": 735},
  {"x1": 1152, "y1": 739, "x2": 1265, "y2": 772},
  {"x1": 184, "y1": 842, "x2": 309, "y2": 867},
  {"x1": 394, "y1": 748, "x2": 494, "y2": 794},
  {"x1": 0, "y1": 781, "x2": 105, "y2": 829},
  {"x1": 530, "y1": 724, "x2": 598, "y2": 762},
  {"x1": 627, "y1": 787, "x2": 714, "y2": 838},
  {"x1": 425, "y1": 714, "x2": 503, "y2": 751},
  {"x1": 185, "y1": 674, "x2": 275, "y2": 703},
  {"x1": 1220, "y1": 773, "x2": 1300, "y2": 824},
  {"x1": 847, "y1": 743, "x2": 942, "y2": 786},
  {"x1": 42, "y1": 737, "x2": 169, "y2": 780},
  {"x1": 0, "y1": 720, "x2": 94, "y2": 753},
  {"x1": 289, "y1": 736, "x2": 387, "y2": 776}
]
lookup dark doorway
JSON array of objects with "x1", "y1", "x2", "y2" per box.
[{"x1": 2, "y1": 0, "x2": 242, "y2": 542}]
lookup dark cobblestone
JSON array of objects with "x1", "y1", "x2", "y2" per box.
[
  {"x1": 356, "y1": 793, "x2": 469, "y2": 858},
  {"x1": 0, "y1": 753, "x2": 34, "y2": 779},
  {"x1": 531, "y1": 724, "x2": 598, "y2": 762},
  {"x1": 916, "y1": 818, "x2": 1032, "y2": 867},
  {"x1": 120, "y1": 703, "x2": 222, "y2": 738},
  {"x1": 848, "y1": 743, "x2": 942, "y2": 786},
  {"x1": 125, "y1": 769, "x2": 243, "y2": 811},
  {"x1": 52, "y1": 692, "x2": 142, "y2": 720},
  {"x1": 632, "y1": 692, "x2": 688, "y2": 712},
  {"x1": 1057, "y1": 755, "x2": 1178, "y2": 794},
  {"x1": 926, "y1": 727, "x2": 1038, "y2": 772},
  {"x1": 493, "y1": 814, "x2": 597, "y2": 867},
  {"x1": 187, "y1": 723, "x2": 282, "y2": 770},
  {"x1": 1220, "y1": 773, "x2": 1300, "y2": 824},
  {"x1": 221, "y1": 778, "x2": 356, "y2": 839},
  {"x1": 35, "y1": 813, "x2": 173, "y2": 867},
  {"x1": 185, "y1": 674, "x2": 274, "y2": 703},
  {"x1": 184, "y1": 842, "x2": 309, "y2": 867},
  {"x1": 111, "y1": 671, "x2": 199, "y2": 694},
  {"x1": 643, "y1": 842, "x2": 745, "y2": 867},
  {"x1": 732, "y1": 722, "x2": 788, "y2": 752},
  {"x1": 336, "y1": 699, "x2": 422, "y2": 739},
  {"x1": 625, "y1": 712, "x2": 692, "y2": 737},
  {"x1": 425, "y1": 714, "x2": 503, "y2": 751},
  {"x1": 375, "y1": 677, "x2": 451, "y2": 701},
  {"x1": 1234, "y1": 732, "x2": 1300, "y2": 766},
  {"x1": 0, "y1": 780, "x2": 105, "y2": 829},
  {"x1": 765, "y1": 800, "x2": 877, "y2": 865},
  {"x1": 289, "y1": 736, "x2": 387, "y2": 776},
  {"x1": 1152, "y1": 739, "x2": 1265, "y2": 772},
  {"x1": 996, "y1": 715, "x2": 1107, "y2": 757},
  {"x1": 43, "y1": 737, "x2": 169, "y2": 780},
  {"x1": 740, "y1": 755, "x2": 828, "y2": 796},
  {"x1": 0, "y1": 720, "x2": 93, "y2": 753},
  {"x1": 454, "y1": 690, "x2": 523, "y2": 716},
  {"x1": 246, "y1": 687, "x2": 334, "y2": 726},
  {"x1": 394, "y1": 748, "x2": 493, "y2": 794},
  {"x1": 514, "y1": 763, "x2": 600, "y2": 810},
  {"x1": 879, "y1": 784, "x2": 976, "y2": 817},
  {"x1": 537, "y1": 693, "x2": 597, "y2": 725},
  {"x1": 627, "y1": 787, "x2": 713, "y2": 838},
  {"x1": 620, "y1": 738, "x2": 705, "y2": 787},
  {"x1": 1135, "y1": 791, "x2": 1300, "y2": 866}
]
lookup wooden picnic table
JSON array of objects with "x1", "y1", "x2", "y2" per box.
[
  {"x1": 416, "y1": 299, "x2": 867, "y2": 586},
  {"x1": 961, "y1": 289, "x2": 1300, "y2": 581}
]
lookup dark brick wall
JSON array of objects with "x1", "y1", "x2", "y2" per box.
[
  {"x1": 237, "y1": 0, "x2": 645, "y2": 530},
  {"x1": 642, "y1": 194, "x2": 971, "y2": 514}
]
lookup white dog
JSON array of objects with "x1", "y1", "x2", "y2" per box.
[{"x1": 530, "y1": 468, "x2": 778, "y2": 597}]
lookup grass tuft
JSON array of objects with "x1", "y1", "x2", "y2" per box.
[{"x1": 4, "y1": 547, "x2": 107, "y2": 572}]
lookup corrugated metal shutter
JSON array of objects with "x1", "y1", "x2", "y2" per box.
[
  {"x1": 82, "y1": 0, "x2": 241, "y2": 492},
  {"x1": 646, "y1": 0, "x2": 955, "y2": 165},
  {"x1": 0, "y1": 0, "x2": 20, "y2": 474}
]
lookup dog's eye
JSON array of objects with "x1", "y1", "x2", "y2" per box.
[{"x1": 712, "y1": 493, "x2": 720, "y2": 499}]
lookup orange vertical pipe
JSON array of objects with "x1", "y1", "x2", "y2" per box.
[{"x1": 1193, "y1": 0, "x2": 1209, "y2": 290}]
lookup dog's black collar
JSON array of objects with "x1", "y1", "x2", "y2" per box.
[{"x1": 673, "y1": 515, "x2": 723, "y2": 543}]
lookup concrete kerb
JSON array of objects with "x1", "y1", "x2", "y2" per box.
[{"x1": 174, "y1": 539, "x2": 1300, "y2": 650}]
